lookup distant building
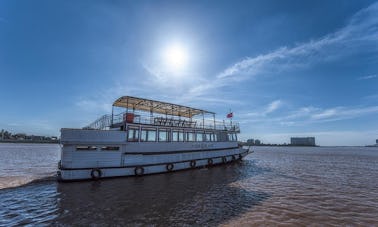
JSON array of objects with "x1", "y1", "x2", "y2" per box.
[
  {"x1": 376, "y1": 139, "x2": 378, "y2": 145},
  {"x1": 291, "y1": 137, "x2": 315, "y2": 146},
  {"x1": 246, "y1": 139, "x2": 254, "y2": 145},
  {"x1": 254, "y1": 139, "x2": 261, "y2": 145}
]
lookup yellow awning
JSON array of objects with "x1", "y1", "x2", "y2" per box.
[{"x1": 113, "y1": 96, "x2": 214, "y2": 118}]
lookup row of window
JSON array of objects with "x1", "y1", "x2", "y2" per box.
[{"x1": 127, "y1": 127, "x2": 237, "y2": 142}]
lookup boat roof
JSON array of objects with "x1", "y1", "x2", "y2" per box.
[{"x1": 113, "y1": 96, "x2": 215, "y2": 118}]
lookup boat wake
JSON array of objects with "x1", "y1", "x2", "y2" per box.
[{"x1": 0, "y1": 173, "x2": 56, "y2": 190}]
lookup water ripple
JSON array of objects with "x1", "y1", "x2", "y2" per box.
[{"x1": 0, "y1": 145, "x2": 378, "y2": 226}]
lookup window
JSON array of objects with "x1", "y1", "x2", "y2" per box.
[
  {"x1": 186, "y1": 132, "x2": 195, "y2": 141},
  {"x1": 213, "y1": 133, "x2": 218, "y2": 142},
  {"x1": 178, "y1": 131, "x2": 184, "y2": 142},
  {"x1": 228, "y1": 133, "x2": 237, "y2": 141},
  {"x1": 205, "y1": 133, "x2": 211, "y2": 141},
  {"x1": 172, "y1": 131, "x2": 178, "y2": 142},
  {"x1": 196, "y1": 132, "x2": 203, "y2": 142},
  {"x1": 141, "y1": 128, "x2": 156, "y2": 142},
  {"x1": 101, "y1": 146, "x2": 120, "y2": 151},
  {"x1": 127, "y1": 127, "x2": 139, "y2": 142},
  {"x1": 76, "y1": 146, "x2": 97, "y2": 151},
  {"x1": 172, "y1": 130, "x2": 184, "y2": 142},
  {"x1": 159, "y1": 129, "x2": 169, "y2": 142}
]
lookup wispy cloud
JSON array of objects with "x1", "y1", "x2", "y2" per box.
[
  {"x1": 242, "y1": 100, "x2": 283, "y2": 118},
  {"x1": 358, "y1": 74, "x2": 377, "y2": 80},
  {"x1": 239, "y1": 103, "x2": 378, "y2": 126},
  {"x1": 310, "y1": 106, "x2": 378, "y2": 121},
  {"x1": 265, "y1": 100, "x2": 282, "y2": 114},
  {"x1": 217, "y1": 2, "x2": 378, "y2": 79}
]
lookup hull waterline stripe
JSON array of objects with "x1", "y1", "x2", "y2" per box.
[{"x1": 123, "y1": 146, "x2": 239, "y2": 155}]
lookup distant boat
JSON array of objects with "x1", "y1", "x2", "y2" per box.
[{"x1": 57, "y1": 96, "x2": 252, "y2": 181}]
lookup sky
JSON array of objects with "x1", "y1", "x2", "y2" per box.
[{"x1": 1, "y1": 0, "x2": 378, "y2": 146}]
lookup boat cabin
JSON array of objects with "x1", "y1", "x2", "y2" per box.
[{"x1": 84, "y1": 96, "x2": 240, "y2": 143}]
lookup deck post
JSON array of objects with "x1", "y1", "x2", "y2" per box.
[
  {"x1": 202, "y1": 111, "x2": 205, "y2": 129},
  {"x1": 213, "y1": 113, "x2": 216, "y2": 130},
  {"x1": 111, "y1": 105, "x2": 114, "y2": 125}
]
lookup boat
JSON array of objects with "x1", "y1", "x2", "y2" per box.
[{"x1": 57, "y1": 96, "x2": 252, "y2": 181}]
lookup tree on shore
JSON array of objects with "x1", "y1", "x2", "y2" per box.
[{"x1": 0, "y1": 129, "x2": 13, "y2": 140}]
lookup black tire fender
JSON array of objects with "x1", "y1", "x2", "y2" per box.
[
  {"x1": 91, "y1": 168, "x2": 102, "y2": 179},
  {"x1": 166, "y1": 163, "x2": 174, "y2": 171},
  {"x1": 190, "y1": 160, "x2": 196, "y2": 168},
  {"x1": 134, "y1": 166, "x2": 144, "y2": 176}
]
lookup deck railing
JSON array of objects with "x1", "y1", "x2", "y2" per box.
[
  {"x1": 84, "y1": 112, "x2": 240, "y2": 132},
  {"x1": 83, "y1": 114, "x2": 112, "y2": 130}
]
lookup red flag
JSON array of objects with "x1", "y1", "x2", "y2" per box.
[{"x1": 227, "y1": 112, "x2": 233, "y2": 118}]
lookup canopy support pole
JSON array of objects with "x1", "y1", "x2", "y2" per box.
[
  {"x1": 111, "y1": 105, "x2": 114, "y2": 125},
  {"x1": 213, "y1": 113, "x2": 215, "y2": 130},
  {"x1": 202, "y1": 111, "x2": 205, "y2": 129}
]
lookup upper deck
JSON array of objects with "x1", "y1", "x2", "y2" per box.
[{"x1": 84, "y1": 96, "x2": 240, "y2": 133}]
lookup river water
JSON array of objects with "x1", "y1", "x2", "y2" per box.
[{"x1": 0, "y1": 143, "x2": 377, "y2": 226}]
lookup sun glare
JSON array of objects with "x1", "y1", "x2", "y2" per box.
[{"x1": 164, "y1": 44, "x2": 188, "y2": 70}]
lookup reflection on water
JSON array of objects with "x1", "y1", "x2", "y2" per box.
[
  {"x1": 1, "y1": 145, "x2": 378, "y2": 226},
  {"x1": 54, "y1": 162, "x2": 268, "y2": 226},
  {"x1": 0, "y1": 161, "x2": 269, "y2": 226}
]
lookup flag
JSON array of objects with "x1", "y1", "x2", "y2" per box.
[{"x1": 227, "y1": 112, "x2": 233, "y2": 118}]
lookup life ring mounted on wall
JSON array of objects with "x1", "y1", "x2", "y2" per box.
[{"x1": 91, "y1": 168, "x2": 102, "y2": 180}]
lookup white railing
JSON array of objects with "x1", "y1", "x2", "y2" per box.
[
  {"x1": 83, "y1": 114, "x2": 112, "y2": 130},
  {"x1": 84, "y1": 112, "x2": 240, "y2": 132}
]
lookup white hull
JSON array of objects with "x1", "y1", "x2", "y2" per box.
[{"x1": 58, "y1": 147, "x2": 251, "y2": 181}]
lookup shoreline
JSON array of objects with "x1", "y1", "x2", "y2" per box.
[{"x1": 0, "y1": 140, "x2": 59, "y2": 144}]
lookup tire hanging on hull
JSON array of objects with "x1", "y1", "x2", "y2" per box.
[
  {"x1": 135, "y1": 166, "x2": 144, "y2": 176},
  {"x1": 190, "y1": 160, "x2": 196, "y2": 168},
  {"x1": 166, "y1": 163, "x2": 174, "y2": 171},
  {"x1": 91, "y1": 168, "x2": 102, "y2": 180}
]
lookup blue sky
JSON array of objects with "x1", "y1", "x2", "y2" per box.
[{"x1": 1, "y1": 0, "x2": 377, "y2": 145}]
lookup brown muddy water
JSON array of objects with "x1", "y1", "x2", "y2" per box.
[{"x1": 0, "y1": 143, "x2": 377, "y2": 226}]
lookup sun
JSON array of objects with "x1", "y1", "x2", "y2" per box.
[{"x1": 164, "y1": 44, "x2": 188, "y2": 71}]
